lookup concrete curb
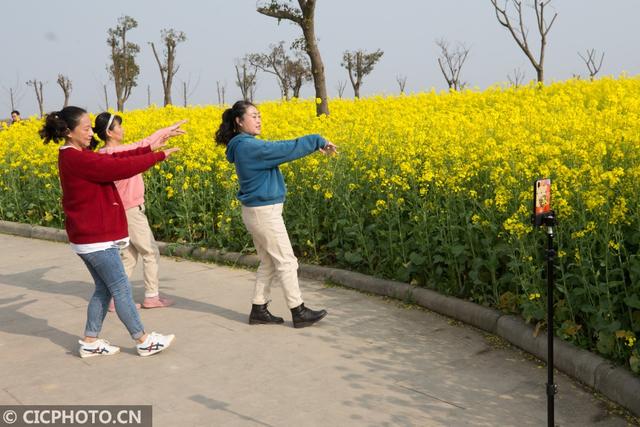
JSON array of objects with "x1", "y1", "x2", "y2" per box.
[
  {"x1": 0, "y1": 221, "x2": 69, "y2": 242},
  {"x1": 1, "y1": 220, "x2": 638, "y2": 417}
]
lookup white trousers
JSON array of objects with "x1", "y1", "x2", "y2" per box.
[
  {"x1": 241, "y1": 203, "x2": 303, "y2": 309},
  {"x1": 121, "y1": 204, "x2": 160, "y2": 298}
]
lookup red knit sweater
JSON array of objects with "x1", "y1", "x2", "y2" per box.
[{"x1": 58, "y1": 145, "x2": 166, "y2": 244}]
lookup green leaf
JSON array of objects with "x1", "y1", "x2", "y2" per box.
[
  {"x1": 580, "y1": 304, "x2": 597, "y2": 314},
  {"x1": 343, "y1": 251, "x2": 363, "y2": 264},
  {"x1": 409, "y1": 252, "x2": 426, "y2": 266},
  {"x1": 624, "y1": 295, "x2": 640, "y2": 310},
  {"x1": 596, "y1": 331, "x2": 615, "y2": 356},
  {"x1": 326, "y1": 238, "x2": 340, "y2": 248},
  {"x1": 450, "y1": 245, "x2": 466, "y2": 257},
  {"x1": 630, "y1": 352, "x2": 640, "y2": 374}
]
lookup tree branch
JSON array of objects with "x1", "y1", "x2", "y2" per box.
[{"x1": 257, "y1": 2, "x2": 303, "y2": 25}]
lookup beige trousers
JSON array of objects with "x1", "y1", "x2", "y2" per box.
[
  {"x1": 121, "y1": 204, "x2": 160, "y2": 298},
  {"x1": 241, "y1": 203, "x2": 303, "y2": 309}
]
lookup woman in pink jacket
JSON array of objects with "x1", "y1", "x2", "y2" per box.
[{"x1": 93, "y1": 112, "x2": 186, "y2": 310}]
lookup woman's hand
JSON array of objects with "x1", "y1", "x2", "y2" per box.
[
  {"x1": 150, "y1": 120, "x2": 187, "y2": 150},
  {"x1": 162, "y1": 147, "x2": 180, "y2": 158},
  {"x1": 166, "y1": 120, "x2": 188, "y2": 138},
  {"x1": 319, "y1": 141, "x2": 338, "y2": 156}
]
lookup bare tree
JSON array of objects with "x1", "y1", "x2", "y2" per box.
[
  {"x1": 507, "y1": 67, "x2": 526, "y2": 87},
  {"x1": 107, "y1": 15, "x2": 140, "y2": 111},
  {"x1": 103, "y1": 84, "x2": 110, "y2": 110},
  {"x1": 26, "y1": 79, "x2": 45, "y2": 117},
  {"x1": 150, "y1": 28, "x2": 186, "y2": 106},
  {"x1": 216, "y1": 81, "x2": 227, "y2": 106},
  {"x1": 396, "y1": 74, "x2": 408, "y2": 94},
  {"x1": 257, "y1": 0, "x2": 329, "y2": 115},
  {"x1": 578, "y1": 48, "x2": 604, "y2": 80},
  {"x1": 5, "y1": 88, "x2": 19, "y2": 112},
  {"x1": 180, "y1": 74, "x2": 201, "y2": 107},
  {"x1": 436, "y1": 39, "x2": 469, "y2": 91},
  {"x1": 247, "y1": 42, "x2": 291, "y2": 99},
  {"x1": 341, "y1": 49, "x2": 384, "y2": 98},
  {"x1": 234, "y1": 59, "x2": 258, "y2": 102},
  {"x1": 490, "y1": 0, "x2": 558, "y2": 83},
  {"x1": 147, "y1": 85, "x2": 152, "y2": 107},
  {"x1": 248, "y1": 42, "x2": 312, "y2": 100},
  {"x1": 3, "y1": 74, "x2": 25, "y2": 112},
  {"x1": 336, "y1": 80, "x2": 347, "y2": 98},
  {"x1": 288, "y1": 49, "x2": 312, "y2": 98},
  {"x1": 56, "y1": 74, "x2": 72, "y2": 108}
]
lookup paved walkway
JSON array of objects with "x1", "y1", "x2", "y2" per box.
[{"x1": 0, "y1": 234, "x2": 634, "y2": 426}]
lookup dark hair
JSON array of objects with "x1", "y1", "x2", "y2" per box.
[
  {"x1": 39, "y1": 106, "x2": 88, "y2": 144},
  {"x1": 11, "y1": 110, "x2": 20, "y2": 116},
  {"x1": 215, "y1": 100, "x2": 255, "y2": 146},
  {"x1": 91, "y1": 112, "x2": 123, "y2": 149}
]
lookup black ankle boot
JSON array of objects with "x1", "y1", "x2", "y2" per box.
[
  {"x1": 290, "y1": 303, "x2": 327, "y2": 328},
  {"x1": 249, "y1": 303, "x2": 284, "y2": 325}
]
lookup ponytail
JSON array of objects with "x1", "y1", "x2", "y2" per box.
[
  {"x1": 40, "y1": 106, "x2": 88, "y2": 144},
  {"x1": 215, "y1": 100, "x2": 255, "y2": 146}
]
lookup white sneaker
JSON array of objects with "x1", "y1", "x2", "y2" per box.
[
  {"x1": 78, "y1": 338, "x2": 120, "y2": 358},
  {"x1": 136, "y1": 332, "x2": 175, "y2": 357}
]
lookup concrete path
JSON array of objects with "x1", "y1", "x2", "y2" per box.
[{"x1": 0, "y1": 234, "x2": 634, "y2": 426}]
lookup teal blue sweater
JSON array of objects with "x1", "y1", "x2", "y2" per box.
[{"x1": 225, "y1": 133, "x2": 327, "y2": 207}]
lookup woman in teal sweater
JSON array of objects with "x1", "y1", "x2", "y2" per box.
[{"x1": 215, "y1": 100, "x2": 337, "y2": 328}]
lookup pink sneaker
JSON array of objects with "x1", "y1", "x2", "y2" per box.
[
  {"x1": 142, "y1": 295, "x2": 175, "y2": 309},
  {"x1": 108, "y1": 298, "x2": 141, "y2": 312}
]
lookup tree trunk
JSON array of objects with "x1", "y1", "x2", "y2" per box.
[
  {"x1": 183, "y1": 82, "x2": 187, "y2": 107},
  {"x1": 299, "y1": 0, "x2": 328, "y2": 115},
  {"x1": 111, "y1": 40, "x2": 125, "y2": 111},
  {"x1": 9, "y1": 88, "x2": 15, "y2": 111},
  {"x1": 164, "y1": 86, "x2": 172, "y2": 106},
  {"x1": 303, "y1": 26, "x2": 329, "y2": 115},
  {"x1": 165, "y1": 45, "x2": 174, "y2": 106},
  {"x1": 103, "y1": 85, "x2": 109, "y2": 110},
  {"x1": 121, "y1": 30, "x2": 128, "y2": 110},
  {"x1": 35, "y1": 83, "x2": 44, "y2": 117},
  {"x1": 292, "y1": 78, "x2": 303, "y2": 98}
]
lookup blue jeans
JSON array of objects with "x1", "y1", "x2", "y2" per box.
[{"x1": 79, "y1": 248, "x2": 145, "y2": 340}]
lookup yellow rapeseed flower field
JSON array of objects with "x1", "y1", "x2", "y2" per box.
[{"x1": 1, "y1": 77, "x2": 639, "y2": 370}]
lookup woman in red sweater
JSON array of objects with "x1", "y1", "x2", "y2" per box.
[{"x1": 40, "y1": 106, "x2": 178, "y2": 358}]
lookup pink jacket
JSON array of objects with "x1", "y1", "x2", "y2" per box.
[{"x1": 98, "y1": 128, "x2": 171, "y2": 210}]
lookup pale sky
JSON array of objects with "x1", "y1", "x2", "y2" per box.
[{"x1": 2, "y1": 0, "x2": 639, "y2": 117}]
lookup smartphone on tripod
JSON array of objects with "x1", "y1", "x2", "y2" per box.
[{"x1": 533, "y1": 178, "x2": 552, "y2": 227}]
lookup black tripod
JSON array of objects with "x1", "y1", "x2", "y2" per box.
[{"x1": 541, "y1": 212, "x2": 558, "y2": 427}]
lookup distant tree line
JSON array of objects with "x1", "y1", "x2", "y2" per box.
[{"x1": 4, "y1": 0, "x2": 612, "y2": 118}]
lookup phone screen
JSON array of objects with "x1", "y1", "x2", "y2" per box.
[
  {"x1": 533, "y1": 178, "x2": 552, "y2": 226},
  {"x1": 535, "y1": 179, "x2": 551, "y2": 215}
]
